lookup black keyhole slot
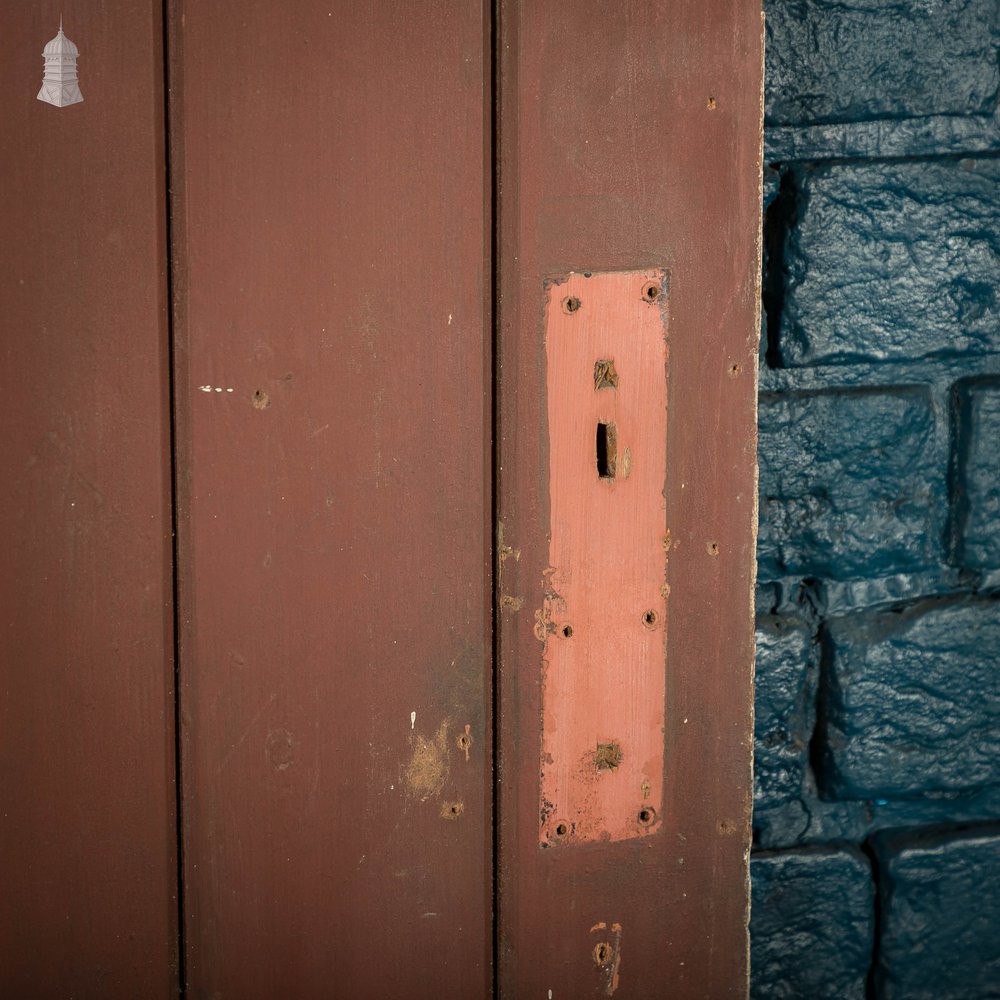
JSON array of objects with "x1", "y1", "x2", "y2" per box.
[{"x1": 596, "y1": 421, "x2": 617, "y2": 479}]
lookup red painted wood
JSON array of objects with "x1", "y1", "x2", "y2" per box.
[
  {"x1": 497, "y1": 2, "x2": 763, "y2": 995},
  {"x1": 169, "y1": 2, "x2": 492, "y2": 995},
  {"x1": 0, "y1": 4, "x2": 178, "y2": 995},
  {"x1": 538, "y1": 270, "x2": 669, "y2": 847}
]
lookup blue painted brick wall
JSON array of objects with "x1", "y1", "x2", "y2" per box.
[{"x1": 752, "y1": 0, "x2": 1000, "y2": 995}]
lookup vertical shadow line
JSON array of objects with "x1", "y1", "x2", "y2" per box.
[{"x1": 161, "y1": 0, "x2": 186, "y2": 995}]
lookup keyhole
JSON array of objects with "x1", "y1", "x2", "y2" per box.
[{"x1": 596, "y1": 422, "x2": 617, "y2": 479}]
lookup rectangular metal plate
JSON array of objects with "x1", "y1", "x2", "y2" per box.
[{"x1": 540, "y1": 269, "x2": 669, "y2": 846}]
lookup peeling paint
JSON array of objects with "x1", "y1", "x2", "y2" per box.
[{"x1": 404, "y1": 720, "x2": 450, "y2": 802}]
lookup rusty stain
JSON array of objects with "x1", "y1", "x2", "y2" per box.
[
  {"x1": 500, "y1": 594, "x2": 524, "y2": 611},
  {"x1": 441, "y1": 800, "x2": 464, "y2": 820},
  {"x1": 404, "y1": 720, "x2": 450, "y2": 801},
  {"x1": 593, "y1": 359, "x2": 619, "y2": 390},
  {"x1": 718, "y1": 818, "x2": 737, "y2": 835},
  {"x1": 457, "y1": 724, "x2": 472, "y2": 762},
  {"x1": 590, "y1": 921, "x2": 624, "y2": 995},
  {"x1": 595, "y1": 741, "x2": 622, "y2": 771},
  {"x1": 497, "y1": 521, "x2": 521, "y2": 563},
  {"x1": 534, "y1": 604, "x2": 561, "y2": 644}
]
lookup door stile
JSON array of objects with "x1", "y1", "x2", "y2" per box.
[{"x1": 495, "y1": 2, "x2": 764, "y2": 995}]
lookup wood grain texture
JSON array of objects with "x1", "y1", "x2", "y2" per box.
[
  {"x1": 539, "y1": 270, "x2": 668, "y2": 848},
  {"x1": 169, "y1": 2, "x2": 492, "y2": 996},
  {"x1": 497, "y1": 2, "x2": 763, "y2": 996},
  {"x1": 0, "y1": 3, "x2": 177, "y2": 996}
]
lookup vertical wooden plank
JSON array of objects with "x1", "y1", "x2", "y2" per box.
[
  {"x1": 497, "y1": 2, "x2": 763, "y2": 996},
  {"x1": 169, "y1": 2, "x2": 492, "y2": 996},
  {"x1": 0, "y1": 4, "x2": 178, "y2": 996}
]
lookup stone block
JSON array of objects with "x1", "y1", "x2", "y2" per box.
[
  {"x1": 758, "y1": 388, "x2": 937, "y2": 582},
  {"x1": 778, "y1": 159, "x2": 1000, "y2": 366},
  {"x1": 765, "y1": 0, "x2": 999, "y2": 128},
  {"x1": 875, "y1": 826, "x2": 1000, "y2": 999},
  {"x1": 750, "y1": 847, "x2": 873, "y2": 999},
  {"x1": 957, "y1": 382, "x2": 1000, "y2": 572},
  {"x1": 754, "y1": 616, "x2": 815, "y2": 810},
  {"x1": 820, "y1": 600, "x2": 1000, "y2": 799}
]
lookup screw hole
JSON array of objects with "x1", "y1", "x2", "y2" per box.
[
  {"x1": 728, "y1": 363, "x2": 742, "y2": 378},
  {"x1": 638, "y1": 807, "x2": 656, "y2": 826},
  {"x1": 563, "y1": 296, "x2": 581, "y2": 314},
  {"x1": 251, "y1": 388, "x2": 271, "y2": 410},
  {"x1": 593, "y1": 942, "x2": 612, "y2": 967},
  {"x1": 457, "y1": 733, "x2": 471, "y2": 750},
  {"x1": 554, "y1": 821, "x2": 569, "y2": 837},
  {"x1": 641, "y1": 281, "x2": 660, "y2": 302},
  {"x1": 441, "y1": 800, "x2": 465, "y2": 819},
  {"x1": 562, "y1": 624, "x2": 573, "y2": 638},
  {"x1": 642, "y1": 609, "x2": 658, "y2": 628},
  {"x1": 707, "y1": 541, "x2": 720, "y2": 556}
]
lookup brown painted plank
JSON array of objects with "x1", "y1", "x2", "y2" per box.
[
  {"x1": 496, "y1": 2, "x2": 763, "y2": 996},
  {"x1": 168, "y1": 2, "x2": 492, "y2": 996},
  {"x1": 0, "y1": 4, "x2": 178, "y2": 996}
]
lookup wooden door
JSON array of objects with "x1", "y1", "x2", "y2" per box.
[{"x1": 2, "y1": 2, "x2": 761, "y2": 997}]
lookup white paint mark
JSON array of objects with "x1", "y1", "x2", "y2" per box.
[
  {"x1": 410, "y1": 711, "x2": 416, "y2": 730},
  {"x1": 448, "y1": 313, "x2": 453, "y2": 325},
  {"x1": 227, "y1": 388, "x2": 234, "y2": 392},
  {"x1": 214, "y1": 387, "x2": 223, "y2": 392},
  {"x1": 199, "y1": 385, "x2": 212, "y2": 393},
  {"x1": 549, "y1": 991, "x2": 553, "y2": 999}
]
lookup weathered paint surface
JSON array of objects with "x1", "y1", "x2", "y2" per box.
[
  {"x1": 0, "y1": 3, "x2": 177, "y2": 995},
  {"x1": 540, "y1": 270, "x2": 668, "y2": 846},
  {"x1": 169, "y1": 1, "x2": 492, "y2": 995},
  {"x1": 497, "y1": 0, "x2": 763, "y2": 995}
]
